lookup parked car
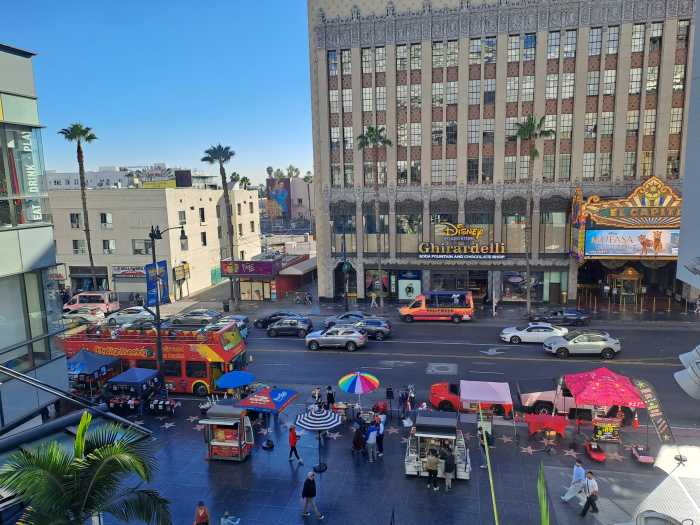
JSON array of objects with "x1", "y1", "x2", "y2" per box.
[
  {"x1": 62, "y1": 307, "x2": 105, "y2": 325},
  {"x1": 500, "y1": 323, "x2": 568, "y2": 344},
  {"x1": 529, "y1": 308, "x2": 591, "y2": 326},
  {"x1": 119, "y1": 318, "x2": 159, "y2": 332},
  {"x1": 202, "y1": 315, "x2": 250, "y2": 338},
  {"x1": 267, "y1": 318, "x2": 313, "y2": 338},
  {"x1": 543, "y1": 330, "x2": 620, "y2": 359},
  {"x1": 106, "y1": 306, "x2": 152, "y2": 325},
  {"x1": 305, "y1": 327, "x2": 368, "y2": 352},
  {"x1": 171, "y1": 309, "x2": 222, "y2": 326},
  {"x1": 429, "y1": 382, "x2": 511, "y2": 415},
  {"x1": 352, "y1": 318, "x2": 392, "y2": 340},
  {"x1": 253, "y1": 311, "x2": 310, "y2": 329},
  {"x1": 323, "y1": 310, "x2": 372, "y2": 328}
]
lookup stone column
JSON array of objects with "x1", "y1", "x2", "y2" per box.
[
  {"x1": 386, "y1": 44, "x2": 398, "y2": 186},
  {"x1": 422, "y1": 197, "x2": 431, "y2": 242},
  {"x1": 612, "y1": 24, "x2": 633, "y2": 184},
  {"x1": 530, "y1": 195, "x2": 541, "y2": 261},
  {"x1": 654, "y1": 20, "x2": 678, "y2": 178},
  {"x1": 567, "y1": 257, "x2": 579, "y2": 304},
  {"x1": 389, "y1": 196, "x2": 397, "y2": 259}
]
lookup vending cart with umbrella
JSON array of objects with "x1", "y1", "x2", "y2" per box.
[
  {"x1": 404, "y1": 412, "x2": 470, "y2": 480},
  {"x1": 199, "y1": 401, "x2": 255, "y2": 461},
  {"x1": 236, "y1": 386, "x2": 299, "y2": 449},
  {"x1": 295, "y1": 407, "x2": 342, "y2": 473}
]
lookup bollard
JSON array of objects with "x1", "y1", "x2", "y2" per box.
[
  {"x1": 685, "y1": 299, "x2": 689, "y2": 315},
  {"x1": 608, "y1": 295, "x2": 611, "y2": 313},
  {"x1": 667, "y1": 296, "x2": 672, "y2": 313},
  {"x1": 622, "y1": 295, "x2": 625, "y2": 312},
  {"x1": 653, "y1": 296, "x2": 656, "y2": 313},
  {"x1": 593, "y1": 296, "x2": 598, "y2": 314}
]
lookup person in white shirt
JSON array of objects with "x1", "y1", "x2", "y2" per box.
[
  {"x1": 376, "y1": 414, "x2": 386, "y2": 457},
  {"x1": 580, "y1": 471, "x2": 599, "y2": 516},
  {"x1": 561, "y1": 459, "x2": 586, "y2": 502}
]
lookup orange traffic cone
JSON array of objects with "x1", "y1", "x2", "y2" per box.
[{"x1": 632, "y1": 412, "x2": 640, "y2": 431}]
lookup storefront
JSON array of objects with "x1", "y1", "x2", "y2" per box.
[
  {"x1": 221, "y1": 257, "x2": 309, "y2": 301},
  {"x1": 110, "y1": 265, "x2": 146, "y2": 301},
  {"x1": 69, "y1": 265, "x2": 109, "y2": 292},
  {"x1": 573, "y1": 176, "x2": 682, "y2": 300}
]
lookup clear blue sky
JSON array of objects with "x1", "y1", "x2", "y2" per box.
[{"x1": 3, "y1": 1, "x2": 313, "y2": 183}]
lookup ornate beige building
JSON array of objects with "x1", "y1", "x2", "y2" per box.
[{"x1": 308, "y1": 0, "x2": 695, "y2": 303}]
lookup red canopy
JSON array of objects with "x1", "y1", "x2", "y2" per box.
[{"x1": 563, "y1": 367, "x2": 644, "y2": 408}]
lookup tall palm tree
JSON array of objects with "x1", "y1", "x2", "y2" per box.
[
  {"x1": 239, "y1": 176, "x2": 251, "y2": 190},
  {"x1": 59, "y1": 124, "x2": 98, "y2": 290},
  {"x1": 202, "y1": 144, "x2": 238, "y2": 311},
  {"x1": 287, "y1": 165, "x2": 300, "y2": 178},
  {"x1": 273, "y1": 169, "x2": 286, "y2": 179},
  {"x1": 514, "y1": 115, "x2": 555, "y2": 314},
  {"x1": 229, "y1": 171, "x2": 241, "y2": 188},
  {"x1": 357, "y1": 126, "x2": 392, "y2": 311},
  {"x1": 0, "y1": 411, "x2": 171, "y2": 525},
  {"x1": 266, "y1": 166, "x2": 274, "y2": 179}
]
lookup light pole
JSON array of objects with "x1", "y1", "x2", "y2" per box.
[{"x1": 148, "y1": 225, "x2": 187, "y2": 371}]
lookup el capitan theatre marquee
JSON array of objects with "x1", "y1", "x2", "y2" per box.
[{"x1": 571, "y1": 176, "x2": 681, "y2": 261}]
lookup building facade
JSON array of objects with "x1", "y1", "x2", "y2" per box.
[
  {"x1": 308, "y1": 0, "x2": 695, "y2": 303},
  {"x1": 49, "y1": 188, "x2": 261, "y2": 299},
  {"x1": 0, "y1": 43, "x2": 68, "y2": 431}
]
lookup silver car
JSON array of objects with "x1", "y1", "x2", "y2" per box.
[
  {"x1": 543, "y1": 330, "x2": 621, "y2": 359},
  {"x1": 106, "y1": 306, "x2": 152, "y2": 325},
  {"x1": 305, "y1": 327, "x2": 368, "y2": 352}
]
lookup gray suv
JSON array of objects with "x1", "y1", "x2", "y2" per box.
[
  {"x1": 543, "y1": 330, "x2": 621, "y2": 359},
  {"x1": 305, "y1": 327, "x2": 368, "y2": 352}
]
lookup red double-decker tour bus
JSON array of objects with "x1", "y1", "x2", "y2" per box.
[{"x1": 58, "y1": 320, "x2": 247, "y2": 395}]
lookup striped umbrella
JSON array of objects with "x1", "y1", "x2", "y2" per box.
[
  {"x1": 338, "y1": 372, "x2": 380, "y2": 407},
  {"x1": 296, "y1": 408, "x2": 342, "y2": 473}
]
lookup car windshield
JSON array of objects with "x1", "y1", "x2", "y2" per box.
[
  {"x1": 514, "y1": 326, "x2": 527, "y2": 331},
  {"x1": 563, "y1": 331, "x2": 582, "y2": 341}
]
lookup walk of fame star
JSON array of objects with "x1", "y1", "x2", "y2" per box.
[
  {"x1": 155, "y1": 416, "x2": 168, "y2": 421},
  {"x1": 186, "y1": 416, "x2": 199, "y2": 422},
  {"x1": 161, "y1": 422, "x2": 175, "y2": 429},
  {"x1": 193, "y1": 424, "x2": 204, "y2": 431},
  {"x1": 498, "y1": 435, "x2": 513, "y2": 444},
  {"x1": 327, "y1": 432, "x2": 342, "y2": 440},
  {"x1": 520, "y1": 446, "x2": 536, "y2": 455},
  {"x1": 562, "y1": 449, "x2": 580, "y2": 458},
  {"x1": 385, "y1": 427, "x2": 400, "y2": 434}
]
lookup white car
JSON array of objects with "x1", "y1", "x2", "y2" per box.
[
  {"x1": 62, "y1": 307, "x2": 105, "y2": 325},
  {"x1": 106, "y1": 306, "x2": 152, "y2": 325},
  {"x1": 500, "y1": 323, "x2": 568, "y2": 344}
]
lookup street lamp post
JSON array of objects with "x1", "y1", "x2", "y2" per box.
[{"x1": 148, "y1": 225, "x2": 187, "y2": 371}]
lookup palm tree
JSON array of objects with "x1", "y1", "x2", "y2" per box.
[
  {"x1": 239, "y1": 176, "x2": 251, "y2": 190},
  {"x1": 266, "y1": 166, "x2": 274, "y2": 179},
  {"x1": 202, "y1": 144, "x2": 238, "y2": 311},
  {"x1": 287, "y1": 165, "x2": 300, "y2": 178},
  {"x1": 357, "y1": 126, "x2": 392, "y2": 311},
  {"x1": 273, "y1": 169, "x2": 286, "y2": 179},
  {"x1": 514, "y1": 115, "x2": 555, "y2": 314},
  {"x1": 59, "y1": 124, "x2": 98, "y2": 290},
  {"x1": 229, "y1": 171, "x2": 241, "y2": 188},
  {"x1": 0, "y1": 411, "x2": 171, "y2": 525}
]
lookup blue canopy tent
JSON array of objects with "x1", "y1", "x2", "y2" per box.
[
  {"x1": 108, "y1": 367, "x2": 160, "y2": 385},
  {"x1": 67, "y1": 350, "x2": 119, "y2": 377}
]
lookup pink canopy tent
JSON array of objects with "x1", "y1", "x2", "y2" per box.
[{"x1": 563, "y1": 367, "x2": 644, "y2": 408}]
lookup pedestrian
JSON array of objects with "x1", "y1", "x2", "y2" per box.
[
  {"x1": 442, "y1": 445, "x2": 456, "y2": 491},
  {"x1": 288, "y1": 425, "x2": 303, "y2": 464},
  {"x1": 580, "y1": 471, "x2": 599, "y2": 517},
  {"x1": 365, "y1": 421, "x2": 378, "y2": 462},
  {"x1": 376, "y1": 414, "x2": 386, "y2": 457},
  {"x1": 478, "y1": 426, "x2": 490, "y2": 469},
  {"x1": 561, "y1": 459, "x2": 586, "y2": 502},
  {"x1": 352, "y1": 426, "x2": 365, "y2": 457},
  {"x1": 425, "y1": 449, "x2": 439, "y2": 491},
  {"x1": 311, "y1": 386, "x2": 322, "y2": 406},
  {"x1": 219, "y1": 511, "x2": 240, "y2": 525},
  {"x1": 369, "y1": 291, "x2": 378, "y2": 309},
  {"x1": 193, "y1": 501, "x2": 210, "y2": 525},
  {"x1": 325, "y1": 386, "x2": 335, "y2": 409},
  {"x1": 301, "y1": 471, "x2": 325, "y2": 520}
]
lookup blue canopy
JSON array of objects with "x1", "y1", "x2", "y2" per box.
[
  {"x1": 236, "y1": 387, "x2": 299, "y2": 414},
  {"x1": 67, "y1": 350, "x2": 119, "y2": 376},
  {"x1": 215, "y1": 371, "x2": 255, "y2": 390},
  {"x1": 107, "y1": 367, "x2": 159, "y2": 386}
]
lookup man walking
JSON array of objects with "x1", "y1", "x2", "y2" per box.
[
  {"x1": 365, "y1": 421, "x2": 379, "y2": 462},
  {"x1": 442, "y1": 445, "x2": 456, "y2": 492},
  {"x1": 561, "y1": 459, "x2": 586, "y2": 502},
  {"x1": 376, "y1": 414, "x2": 386, "y2": 457},
  {"x1": 288, "y1": 425, "x2": 303, "y2": 465},
  {"x1": 580, "y1": 471, "x2": 599, "y2": 517},
  {"x1": 301, "y1": 472, "x2": 324, "y2": 520}
]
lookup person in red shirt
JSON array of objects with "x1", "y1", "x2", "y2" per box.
[{"x1": 288, "y1": 425, "x2": 303, "y2": 464}]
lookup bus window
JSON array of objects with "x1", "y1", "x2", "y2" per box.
[
  {"x1": 162, "y1": 360, "x2": 182, "y2": 377},
  {"x1": 186, "y1": 361, "x2": 207, "y2": 378},
  {"x1": 210, "y1": 362, "x2": 225, "y2": 383},
  {"x1": 136, "y1": 359, "x2": 157, "y2": 369}
]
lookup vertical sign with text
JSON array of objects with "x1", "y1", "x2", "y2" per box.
[{"x1": 145, "y1": 260, "x2": 170, "y2": 307}]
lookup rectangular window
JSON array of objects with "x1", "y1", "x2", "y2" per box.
[
  {"x1": 483, "y1": 36, "x2": 496, "y2": 64},
  {"x1": 445, "y1": 81, "x2": 458, "y2": 104},
  {"x1": 482, "y1": 119, "x2": 495, "y2": 144},
  {"x1": 603, "y1": 69, "x2": 616, "y2": 95},
  {"x1": 646, "y1": 66, "x2": 659, "y2": 92},
  {"x1": 99, "y1": 212, "x2": 113, "y2": 228},
  {"x1": 482, "y1": 157, "x2": 494, "y2": 183},
  {"x1": 201, "y1": 231, "x2": 207, "y2": 246},
  {"x1": 410, "y1": 44, "x2": 422, "y2": 70},
  {"x1": 468, "y1": 80, "x2": 481, "y2": 104},
  {"x1": 519, "y1": 156, "x2": 530, "y2": 181},
  {"x1": 547, "y1": 31, "x2": 560, "y2": 59},
  {"x1": 446, "y1": 121, "x2": 457, "y2": 145},
  {"x1": 331, "y1": 164, "x2": 342, "y2": 187},
  {"x1": 445, "y1": 159, "x2": 456, "y2": 185},
  {"x1": 644, "y1": 109, "x2": 657, "y2": 135},
  {"x1": 249, "y1": 202, "x2": 254, "y2": 214},
  {"x1": 546, "y1": 74, "x2": 558, "y2": 99},
  {"x1": 467, "y1": 158, "x2": 479, "y2": 184},
  {"x1": 544, "y1": 114, "x2": 557, "y2": 133},
  {"x1": 629, "y1": 68, "x2": 642, "y2": 94},
  {"x1": 343, "y1": 164, "x2": 354, "y2": 186},
  {"x1": 585, "y1": 113, "x2": 597, "y2": 138},
  {"x1": 396, "y1": 45, "x2": 408, "y2": 70},
  {"x1": 624, "y1": 151, "x2": 637, "y2": 180},
  {"x1": 396, "y1": 214, "x2": 423, "y2": 252},
  {"x1": 641, "y1": 151, "x2": 654, "y2": 178},
  {"x1": 598, "y1": 153, "x2": 612, "y2": 181},
  {"x1": 543, "y1": 155, "x2": 555, "y2": 181},
  {"x1": 673, "y1": 65, "x2": 686, "y2": 90},
  {"x1": 330, "y1": 127, "x2": 340, "y2": 150},
  {"x1": 410, "y1": 160, "x2": 421, "y2": 185},
  {"x1": 328, "y1": 50, "x2": 338, "y2": 76},
  {"x1": 132, "y1": 239, "x2": 152, "y2": 255},
  {"x1": 431, "y1": 159, "x2": 443, "y2": 185},
  {"x1": 520, "y1": 76, "x2": 534, "y2": 101},
  {"x1": 467, "y1": 120, "x2": 480, "y2": 143},
  {"x1": 632, "y1": 24, "x2": 645, "y2": 52},
  {"x1": 397, "y1": 160, "x2": 408, "y2": 185},
  {"x1": 505, "y1": 117, "x2": 518, "y2": 139},
  {"x1": 523, "y1": 34, "x2": 536, "y2": 61},
  {"x1": 363, "y1": 162, "x2": 375, "y2": 186},
  {"x1": 375, "y1": 47, "x2": 386, "y2": 72},
  {"x1": 559, "y1": 114, "x2": 573, "y2": 139},
  {"x1": 362, "y1": 87, "x2": 373, "y2": 111},
  {"x1": 431, "y1": 122, "x2": 443, "y2": 145},
  {"x1": 588, "y1": 27, "x2": 602, "y2": 55},
  {"x1": 506, "y1": 77, "x2": 519, "y2": 102},
  {"x1": 162, "y1": 360, "x2": 181, "y2": 377},
  {"x1": 599, "y1": 112, "x2": 614, "y2": 136},
  {"x1": 432, "y1": 41, "x2": 445, "y2": 68},
  {"x1": 343, "y1": 126, "x2": 353, "y2": 149},
  {"x1": 178, "y1": 210, "x2": 186, "y2": 225},
  {"x1": 69, "y1": 212, "x2": 81, "y2": 229},
  {"x1": 446, "y1": 41, "x2": 458, "y2": 67},
  {"x1": 432, "y1": 82, "x2": 444, "y2": 106},
  {"x1": 483, "y1": 78, "x2": 496, "y2": 104},
  {"x1": 199, "y1": 207, "x2": 205, "y2": 223},
  {"x1": 607, "y1": 26, "x2": 620, "y2": 54},
  {"x1": 563, "y1": 30, "x2": 577, "y2": 58},
  {"x1": 559, "y1": 154, "x2": 572, "y2": 181},
  {"x1": 250, "y1": 221, "x2": 255, "y2": 233},
  {"x1": 341, "y1": 49, "x2": 351, "y2": 75},
  {"x1": 397, "y1": 84, "x2": 408, "y2": 108},
  {"x1": 508, "y1": 35, "x2": 520, "y2": 62},
  {"x1": 504, "y1": 156, "x2": 517, "y2": 183},
  {"x1": 582, "y1": 153, "x2": 596, "y2": 181},
  {"x1": 329, "y1": 90, "x2": 339, "y2": 113},
  {"x1": 410, "y1": 123, "x2": 422, "y2": 146},
  {"x1": 649, "y1": 22, "x2": 663, "y2": 51},
  {"x1": 627, "y1": 110, "x2": 640, "y2": 133},
  {"x1": 101, "y1": 239, "x2": 116, "y2": 254},
  {"x1": 670, "y1": 107, "x2": 683, "y2": 134},
  {"x1": 377, "y1": 161, "x2": 387, "y2": 186},
  {"x1": 561, "y1": 73, "x2": 575, "y2": 99},
  {"x1": 667, "y1": 151, "x2": 680, "y2": 179},
  {"x1": 397, "y1": 123, "x2": 408, "y2": 147},
  {"x1": 587, "y1": 71, "x2": 600, "y2": 96},
  {"x1": 678, "y1": 20, "x2": 691, "y2": 48},
  {"x1": 361, "y1": 48, "x2": 373, "y2": 73},
  {"x1": 72, "y1": 239, "x2": 86, "y2": 254},
  {"x1": 375, "y1": 86, "x2": 386, "y2": 111},
  {"x1": 540, "y1": 211, "x2": 568, "y2": 254},
  {"x1": 410, "y1": 84, "x2": 422, "y2": 108},
  {"x1": 342, "y1": 89, "x2": 352, "y2": 112},
  {"x1": 186, "y1": 362, "x2": 207, "y2": 379},
  {"x1": 469, "y1": 38, "x2": 481, "y2": 64}
]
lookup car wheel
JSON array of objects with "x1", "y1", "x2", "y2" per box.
[
  {"x1": 601, "y1": 348, "x2": 615, "y2": 360},
  {"x1": 193, "y1": 383, "x2": 209, "y2": 396},
  {"x1": 556, "y1": 348, "x2": 570, "y2": 359},
  {"x1": 108, "y1": 318, "x2": 117, "y2": 325},
  {"x1": 308, "y1": 341, "x2": 320, "y2": 351},
  {"x1": 533, "y1": 401, "x2": 554, "y2": 415},
  {"x1": 268, "y1": 329, "x2": 277, "y2": 337},
  {"x1": 510, "y1": 336, "x2": 521, "y2": 344},
  {"x1": 451, "y1": 315, "x2": 461, "y2": 324},
  {"x1": 439, "y1": 401, "x2": 455, "y2": 412},
  {"x1": 297, "y1": 329, "x2": 307, "y2": 338},
  {"x1": 403, "y1": 315, "x2": 414, "y2": 323},
  {"x1": 345, "y1": 341, "x2": 357, "y2": 352},
  {"x1": 375, "y1": 331, "x2": 385, "y2": 341}
]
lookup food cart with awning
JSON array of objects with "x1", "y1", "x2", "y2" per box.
[
  {"x1": 67, "y1": 349, "x2": 119, "y2": 398},
  {"x1": 405, "y1": 412, "x2": 470, "y2": 480},
  {"x1": 105, "y1": 367, "x2": 162, "y2": 415},
  {"x1": 458, "y1": 380, "x2": 516, "y2": 437},
  {"x1": 199, "y1": 402, "x2": 255, "y2": 461}
]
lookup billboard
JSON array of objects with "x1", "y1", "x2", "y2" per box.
[
  {"x1": 144, "y1": 260, "x2": 170, "y2": 306},
  {"x1": 584, "y1": 229, "x2": 679, "y2": 258},
  {"x1": 221, "y1": 260, "x2": 277, "y2": 277},
  {"x1": 266, "y1": 178, "x2": 291, "y2": 219}
]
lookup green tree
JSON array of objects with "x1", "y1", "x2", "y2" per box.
[
  {"x1": 357, "y1": 126, "x2": 392, "y2": 311},
  {"x1": 0, "y1": 411, "x2": 171, "y2": 525},
  {"x1": 58, "y1": 124, "x2": 99, "y2": 290},
  {"x1": 202, "y1": 144, "x2": 238, "y2": 310},
  {"x1": 229, "y1": 171, "x2": 241, "y2": 188},
  {"x1": 286, "y1": 165, "x2": 300, "y2": 178},
  {"x1": 273, "y1": 168, "x2": 286, "y2": 179},
  {"x1": 514, "y1": 115, "x2": 554, "y2": 314},
  {"x1": 239, "y1": 176, "x2": 251, "y2": 190}
]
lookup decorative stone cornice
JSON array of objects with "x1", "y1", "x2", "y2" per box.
[{"x1": 315, "y1": 0, "x2": 694, "y2": 49}]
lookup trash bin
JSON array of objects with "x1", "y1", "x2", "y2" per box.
[{"x1": 222, "y1": 301, "x2": 230, "y2": 313}]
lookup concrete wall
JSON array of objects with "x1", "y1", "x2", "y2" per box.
[{"x1": 0, "y1": 47, "x2": 36, "y2": 98}]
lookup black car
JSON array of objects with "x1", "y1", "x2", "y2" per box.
[
  {"x1": 267, "y1": 318, "x2": 313, "y2": 338},
  {"x1": 254, "y1": 311, "x2": 309, "y2": 329},
  {"x1": 352, "y1": 318, "x2": 392, "y2": 340},
  {"x1": 528, "y1": 308, "x2": 591, "y2": 326},
  {"x1": 171, "y1": 308, "x2": 222, "y2": 326}
]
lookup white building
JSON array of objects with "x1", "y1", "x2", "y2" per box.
[
  {"x1": 46, "y1": 164, "x2": 218, "y2": 190},
  {"x1": 49, "y1": 187, "x2": 261, "y2": 299}
]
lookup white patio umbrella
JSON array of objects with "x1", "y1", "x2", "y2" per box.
[{"x1": 295, "y1": 407, "x2": 342, "y2": 473}]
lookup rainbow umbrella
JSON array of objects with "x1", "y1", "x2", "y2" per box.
[{"x1": 338, "y1": 372, "x2": 380, "y2": 407}]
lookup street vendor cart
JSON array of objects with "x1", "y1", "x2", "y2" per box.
[
  {"x1": 105, "y1": 367, "x2": 162, "y2": 415},
  {"x1": 405, "y1": 412, "x2": 470, "y2": 480},
  {"x1": 67, "y1": 349, "x2": 120, "y2": 401},
  {"x1": 199, "y1": 402, "x2": 254, "y2": 461}
]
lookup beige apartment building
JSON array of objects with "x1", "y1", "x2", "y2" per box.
[
  {"x1": 49, "y1": 188, "x2": 261, "y2": 299},
  {"x1": 308, "y1": 0, "x2": 694, "y2": 304}
]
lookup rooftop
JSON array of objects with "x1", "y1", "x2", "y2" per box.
[{"x1": 0, "y1": 42, "x2": 36, "y2": 58}]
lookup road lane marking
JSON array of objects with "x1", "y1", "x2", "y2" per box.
[
  {"x1": 360, "y1": 366, "x2": 393, "y2": 370},
  {"x1": 468, "y1": 370, "x2": 505, "y2": 375}
]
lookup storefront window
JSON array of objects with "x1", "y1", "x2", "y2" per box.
[
  {"x1": 365, "y1": 270, "x2": 389, "y2": 296},
  {"x1": 503, "y1": 213, "x2": 527, "y2": 253},
  {"x1": 540, "y1": 211, "x2": 569, "y2": 254},
  {"x1": 431, "y1": 213, "x2": 456, "y2": 243},
  {"x1": 464, "y1": 212, "x2": 494, "y2": 243},
  {"x1": 432, "y1": 270, "x2": 490, "y2": 298},
  {"x1": 331, "y1": 214, "x2": 356, "y2": 254},
  {"x1": 363, "y1": 213, "x2": 389, "y2": 253},
  {"x1": 396, "y1": 214, "x2": 422, "y2": 253},
  {"x1": 502, "y1": 271, "x2": 544, "y2": 301}
]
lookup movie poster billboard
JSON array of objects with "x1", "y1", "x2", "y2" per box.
[
  {"x1": 584, "y1": 229, "x2": 679, "y2": 258},
  {"x1": 266, "y1": 178, "x2": 291, "y2": 220},
  {"x1": 144, "y1": 260, "x2": 170, "y2": 306}
]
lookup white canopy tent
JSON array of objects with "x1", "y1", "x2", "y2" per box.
[{"x1": 459, "y1": 380, "x2": 516, "y2": 439}]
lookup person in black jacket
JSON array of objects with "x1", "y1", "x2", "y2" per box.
[{"x1": 301, "y1": 472, "x2": 324, "y2": 520}]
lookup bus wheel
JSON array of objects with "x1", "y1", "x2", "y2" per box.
[
  {"x1": 403, "y1": 315, "x2": 414, "y2": 323},
  {"x1": 193, "y1": 383, "x2": 209, "y2": 396},
  {"x1": 451, "y1": 315, "x2": 461, "y2": 324}
]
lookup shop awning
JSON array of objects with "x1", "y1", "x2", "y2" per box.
[
  {"x1": 459, "y1": 380, "x2": 513, "y2": 406},
  {"x1": 279, "y1": 257, "x2": 316, "y2": 276}
]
